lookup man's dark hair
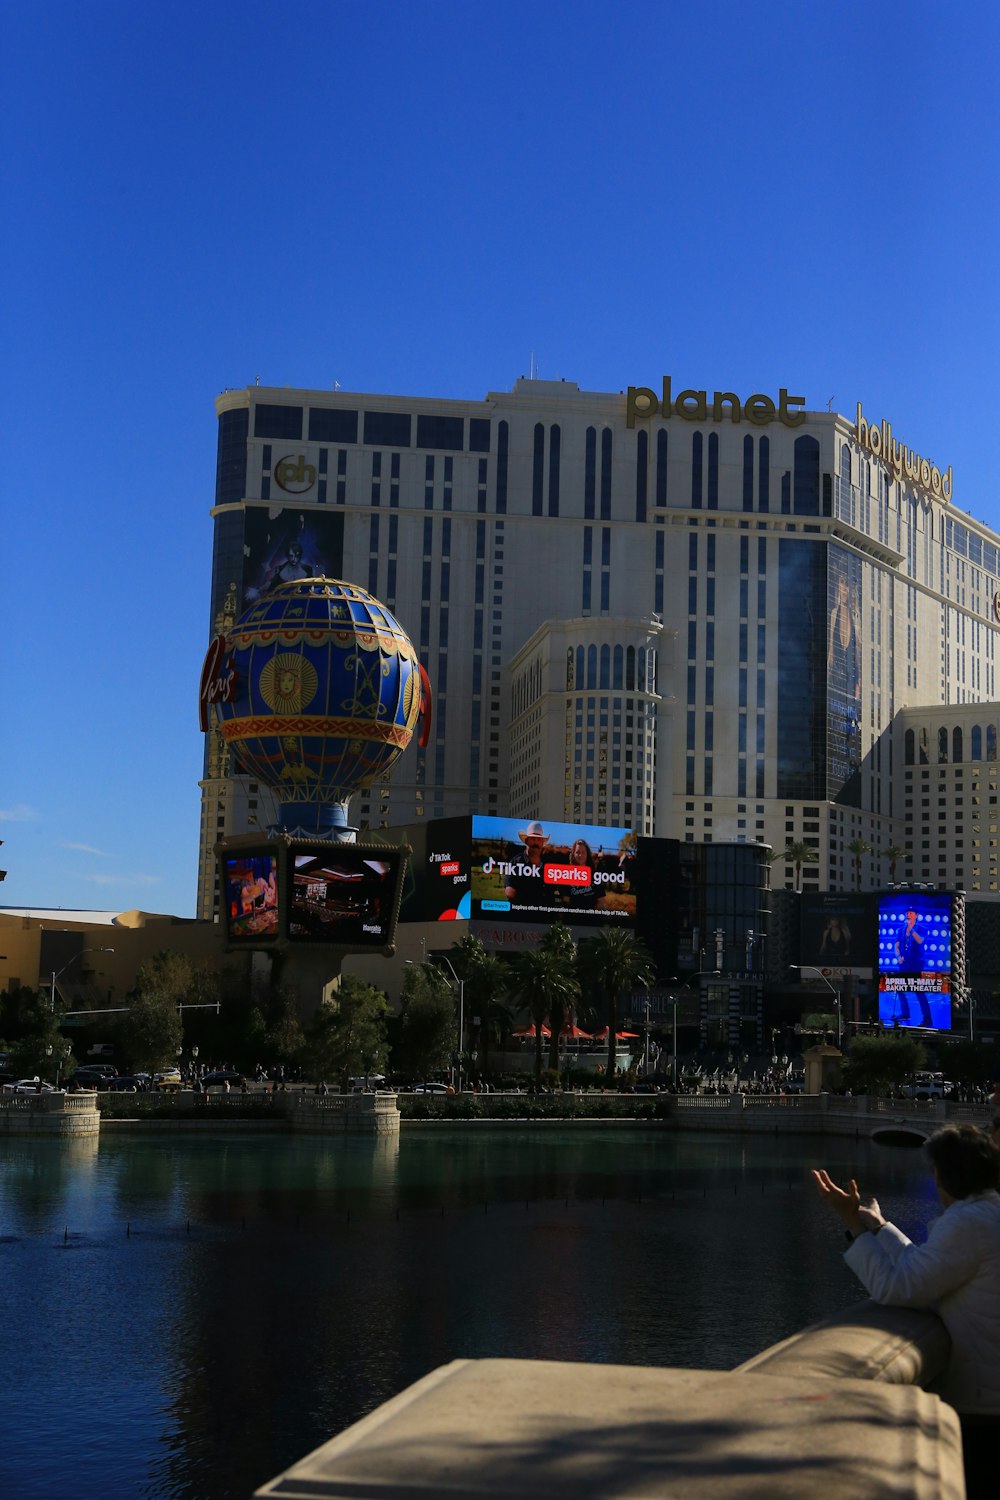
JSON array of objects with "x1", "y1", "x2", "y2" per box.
[{"x1": 925, "y1": 1124, "x2": 1000, "y2": 1198}]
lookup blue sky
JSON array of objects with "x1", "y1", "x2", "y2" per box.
[{"x1": 3, "y1": 1, "x2": 998, "y2": 916}]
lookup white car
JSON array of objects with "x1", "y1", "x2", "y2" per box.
[
  {"x1": 2, "y1": 1078, "x2": 56, "y2": 1094},
  {"x1": 903, "y1": 1072, "x2": 951, "y2": 1100}
]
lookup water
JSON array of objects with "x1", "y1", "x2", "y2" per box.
[{"x1": 0, "y1": 1126, "x2": 942, "y2": 1499}]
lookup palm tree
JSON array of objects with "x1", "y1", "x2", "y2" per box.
[
  {"x1": 540, "y1": 923, "x2": 578, "y2": 1072},
  {"x1": 884, "y1": 845, "x2": 908, "y2": 883},
  {"x1": 770, "y1": 841, "x2": 817, "y2": 893},
  {"x1": 578, "y1": 928, "x2": 655, "y2": 1083},
  {"x1": 847, "y1": 837, "x2": 871, "y2": 891},
  {"x1": 510, "y1": 948, "x2": 581, "y2": 1087}
]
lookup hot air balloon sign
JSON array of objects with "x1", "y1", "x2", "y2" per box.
[{"x1": 200, "y1": 578, "x2": 428, "y2": 837}]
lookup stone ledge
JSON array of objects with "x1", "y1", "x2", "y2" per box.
[
  {"x1": 254, "y1": 1354, "x2": 964, "y2": 1499},
  {"x1": 735, "y1": 1301, "x2": 951, "y2": 1388}
]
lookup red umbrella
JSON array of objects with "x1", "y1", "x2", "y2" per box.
[
  {"x1": 591, "y1": 1027, "x2": 639, "y2": 1040},
  {"x1": 512, "y1": 1023, "x2": 551, "y2": 1038},
  {"x1": 559, "y1": 1024, "x2": 593, "y2": 1039}
]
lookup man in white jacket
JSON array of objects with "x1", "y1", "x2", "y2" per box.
[{"x1": 813, "y1": 1125, "x2": 1000, "y2": 1499}]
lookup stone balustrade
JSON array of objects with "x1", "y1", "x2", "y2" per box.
[
  {"x1": 0, "y1": 1089, "x2": 100, "y2": 1136},
  {"x1": 290, "y1": 1091, "x2": 400, "y2": 1135}
]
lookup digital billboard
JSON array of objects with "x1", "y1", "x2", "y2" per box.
[
  {"x1": 242, "y1": 507, "x2": 344, "y2": 603},
  {"x1": 800, "y1": 893, "x2": 873, "y2": 969},
  {"x1": 876, "y1": 892, "x2": 952, "y2": 1030},
  {"x1": 425, "y1": 816, "x2": 471, "y2": 920},
  {"x1": 288, "y1": 847, "x2": 404, "y2": 945},
  {"x1": 470, "y1": 816, "x2": 636, "y2": 926},
  {"x1": 224, "y1": 852, "x2": 279, "y2": 940}
]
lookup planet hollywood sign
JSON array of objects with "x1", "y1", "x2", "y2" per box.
[
  {"x1": 854, "y1": 403, "x2": 953, "y2": 502},
  {"x1": 626, "y1": 376, "x2": 806, "y2": 429}
]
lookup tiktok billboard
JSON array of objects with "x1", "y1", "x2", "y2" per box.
[
  {"x1": 876, "y1": 892, "x2": 953, "y2": 1030},
  {"x1": 470, "y1": 816, "x2": 637, "y2": 927}
]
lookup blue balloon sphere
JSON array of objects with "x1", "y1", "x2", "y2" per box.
[{"x1": 210, "y1": 578, "x2": 421, "y2": 834}]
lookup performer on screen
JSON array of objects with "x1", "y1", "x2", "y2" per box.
[{"x1": 894, "y1": 908, "x2": 925, "y2": 969}]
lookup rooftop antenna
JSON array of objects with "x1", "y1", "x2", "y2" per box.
[
  {"x1": 334, "y1": 380, "x2": 341, "y2": 390},
  {"x1": 255, "y1": 375, "x2": 260, "y2": 386},
  {"x1": 826, "y1": 395, "x2": 834, "y2": 411},
  {"x1": 529, "y1": 352, "x2": 538, "y2": 380}
]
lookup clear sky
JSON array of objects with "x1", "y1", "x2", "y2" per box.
[{"x1": 3, "y1": 1, "x2": 998, "y2": 917}]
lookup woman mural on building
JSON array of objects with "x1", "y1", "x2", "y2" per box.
[{"x1": 828, "y1": 568, "x2": 862, "y2": 704}]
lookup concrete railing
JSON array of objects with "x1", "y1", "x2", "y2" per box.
[
  {"x1": 255, "y1": 1303, "x2": 962, "y2": 1498},
  {"x1": 291, "y1": 1091, "x2": 401, "y2": 1135},
  {"x1": 0, "y1": 1089, "x2": 100, "y2": 1136}
]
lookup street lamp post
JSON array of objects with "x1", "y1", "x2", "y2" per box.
[
  {"x1": 790, "y1": 965, "x2": 842, "y2": 1048},
  {"x1": 666, "y1": 969, "x2": 722, "y2": 1087},
  {"x1": 642, "y1": 996, "x2": 651, "y2": 1077},
  {"x1": 50, "y1": 948, "x2": 115, "y2": 1011},
  {"x1": 437, "y1": 955, "x2": 465, "y2": 1094}
]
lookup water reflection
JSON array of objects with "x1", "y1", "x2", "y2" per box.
[{"x1": 0, "y1": 1128, "x2": 940, "y2": 1499}]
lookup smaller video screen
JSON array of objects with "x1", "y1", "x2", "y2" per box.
[
  {"x1": 876, "y1": 892, "x2": 953, "y2": 1030},
  {"x1": 224, "y1": 852, "x2": 279, "y2": 940},
  {"x1": 289, "y1": 847, "x2": 403, "y2": 945}
]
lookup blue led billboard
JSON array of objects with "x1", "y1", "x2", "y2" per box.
[{"x1": 876, "y1": 892, "x2": 952, "y2": 1030}]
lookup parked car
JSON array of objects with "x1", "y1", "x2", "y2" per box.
[
  {"x1": 74, "y1": 1064, "x2": 117, "y2": 1086},
  {"x1": 107, "y1": 1076, "x2": 146, "y2": 1092},
  {"x1": 903, "y1": 1071, "x2": 952, "y2": 1100},
  {"x1": 2, "y1": 1079, "x2": 56, "y2": 1094},
  {"x1": 413, "y1": 1082, "x2": 450, "y2": 1095},
  {"x1": 201, "y1": 1071, "x2": 247, "y2": 1090}
]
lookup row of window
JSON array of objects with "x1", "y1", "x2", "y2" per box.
[
  {"x1": 904, "y1": 725, "x2": 999, "y2": 764},
  {"x1": 252, "y1": 404, "x2": 493, "y2": 453}
]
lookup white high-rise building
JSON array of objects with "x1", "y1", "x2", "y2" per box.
[{"x1": 199, "y1": 373, "x2": 1000, "y2": 917}]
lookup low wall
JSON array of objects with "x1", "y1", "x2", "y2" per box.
[
  {"x1": 0, "y1": 1091, "x2": 100, "y2": 1136},
  {"x1": 666, "y1": 1091, "x2": 981, "y2": 1139},
  {"x1": 290, "y1": 1092, "x2": 400, "y2": 1135}
]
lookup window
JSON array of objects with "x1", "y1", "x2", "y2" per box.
[
  {"x1": 254, "y1": 404, "x2": 302, "y2": 439},
  {"x1": 308, "y1": 409, "x2": 358, "y2": 443},
  {"x1": 363, "y1": 411, "x2": 411, "y2": 447}
]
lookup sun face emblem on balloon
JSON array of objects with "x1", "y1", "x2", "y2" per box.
[{"x1": 259, "y1": 653, "x2": 319, "y2": 713}]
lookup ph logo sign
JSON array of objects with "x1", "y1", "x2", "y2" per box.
[{"x1": 275, "y1": 455, "x2": 317, "y2": 493}]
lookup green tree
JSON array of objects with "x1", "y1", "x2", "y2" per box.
[
  {"x1": 841, "y1": 1035, "x2": 926, "y2": 1097},
  {"x1": 446, "y1": 934, "x2": 511, "y2": 1079},
  {"x1": 883, "y1": 845, "x2": 908, "y2": 882},
  {"x1": 847, "y1": 837, "x2": 871, "y2": 891},
  {"x1": 770, "y1": 841, "x2": 817, "y2": 893},
  {"x1": 509, "y1": 947, "x2": 580, "y2": 1087},
  {"x1": 119, "y1": 967, "x2": 184, "y2": 1073},
  {"x1": 5, "y1": 988, "x2": 73, "y2": 1080},
  {"x1": 397, "y1": 963, "x2": 455, "y2": 1084},
  {"x1": 304, "y1": 975, "x2": 389, "y2": 1088},
  {"x1": 265, "y1": 983, "x2": 306, "y2": 1068},
  {"x1": 938, "y1": 1039, "x2": 994, "y2": 1088},
  {"x1": 578, "y1": 928, "x2": 655, "y2": 1083}
]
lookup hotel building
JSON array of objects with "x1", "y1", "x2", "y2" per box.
[{"x1": 199, "y1": 374, "x2": 1000, "y2": 918}]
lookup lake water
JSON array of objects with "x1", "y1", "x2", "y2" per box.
[{"x1": 0, "y1": 1124, "x2": 942, "y2": 1498}]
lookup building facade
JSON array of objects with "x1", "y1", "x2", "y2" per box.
[{"x1": 199, "y1": 374, "x2": 1000, "y2": 918}]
